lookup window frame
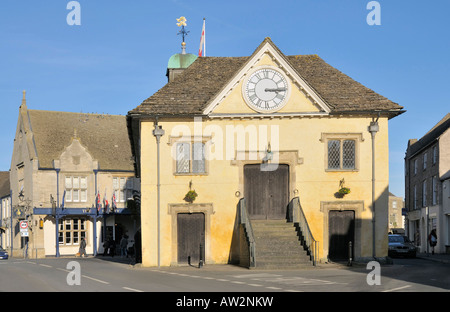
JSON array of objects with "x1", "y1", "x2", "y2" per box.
[
  {"x1": 422, "y1": 179, "x2": 427, "y2": 207},
  {"x1": 432, "y1": 175, "x2": 438, "y2": 206},
  {"x1": 113, "y1": 177, "x2": 134, "y2": 203},
  {"x1": 169, "y1": 136, "x2": 210, "y2": 176},
  {"x1": 432, "y1": 145, "x2": 438, "y2": 165},
  {"x1": 58, "y1": 218, "x2": 87, "y2": 246},
  {"x1": 423, "y1": 152, "x2": 427, "y2": 171},
  {"x1": 414, "y1": 159, "x2": 418, "y2": 175},
  {"x1": 413, "y1": 184, "x2": 417, "y2": 210},
  {"x1": 64, "y1": 176, "x2": 87, "y2": 203},
  {"x1": 321, "y1": 133, "x2": 363, "y2": 172}
]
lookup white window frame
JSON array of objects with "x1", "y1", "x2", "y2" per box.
[
  {"x1": 58, "y1": 218, "x2": 87, "y2": 246},
  {"x1": 113, "y1": 177, "x2": 134, "y2": 203},
  {"x1": 65, "y1": 176, "x2": 87, "y2": 203}
]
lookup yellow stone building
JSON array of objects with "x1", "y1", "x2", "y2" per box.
[{"x1": 127, "y1": 38, "x2": 404, "y2": 268}]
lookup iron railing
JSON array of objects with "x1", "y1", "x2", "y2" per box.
[
  {"x1": 238, "y1": 198, "x2": 255, "y2": 268},
  {"x1": 288, "y1": 196, "x2": 319, "y2": 266}
]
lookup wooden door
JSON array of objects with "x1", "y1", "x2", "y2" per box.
[
  {"x1": 177, "y1": 213, "x2": 205, "y2": 264},
  {"x1": 328, "y1": 210, "x2": 355, "y2": 260},
  {"x1": 244, "y1": 164, "x2": 289, "y2": 220}
]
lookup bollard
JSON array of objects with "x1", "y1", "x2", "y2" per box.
[
  {"x1": 347, "y1": 241, "x2": 353, "y2": 266},
  {"x1": 198, "y1": 244, "x2": 204, "y2": 268}
]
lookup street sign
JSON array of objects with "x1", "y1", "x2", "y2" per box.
[
  {"x1": 20, "y1": 221, "x2": 29, "y2": 237},
  {"x1": 20, "y1": 221, "x2": 29, "y2": 230}
]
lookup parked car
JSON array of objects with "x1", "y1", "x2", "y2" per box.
[
  {"x1": 0, "y1": 247, "x2": 8, "y2": 260},
  {"x1": 388, "y1": 234, "x2": 416, "y2": 258}
]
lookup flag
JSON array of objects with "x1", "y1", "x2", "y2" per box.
[
  {"x1": 112, "y1": 192, "x2": 117, "y2": 211},
  {"x1": 198, "y1": 18, "x2": 205, "y2": 57},
  {"x1": 61, "y1": 190, "x2": 66, "y2": 209},
  {"x1": 96, "y1": 191, "x2": 101, "y2": 212},
  {"x1": 103, "y1": 189, "x2": 109, "y2": 213}
]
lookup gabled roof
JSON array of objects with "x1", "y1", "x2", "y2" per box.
[
  {"x1": 26, "y1": 109, "x2": 134, "y2": 171},
  {"x1": 406, "y1": 113, "x2": 450, "y2": 158},
  {"x1": 129, "y1": 38, "x2": 403, "y2": 118}
]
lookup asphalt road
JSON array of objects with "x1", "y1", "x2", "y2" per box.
[{"x1": 0, "y1": 256, "x2": 448, "y2": 293}]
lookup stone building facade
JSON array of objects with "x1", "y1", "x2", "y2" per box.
[
  {"x1": 405, "y1": 113, "x2": 450, "y2": 253},
  {"x1": 9, "y1": 93, "x2": 140, "y2": 258},
  {"x1": 128, "y1": 38, "x2": 404, "y2": 267}
]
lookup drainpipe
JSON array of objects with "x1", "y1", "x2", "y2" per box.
[
  {"x1": 369, "y1": 117, "x2": 379, "y2": 259},
  {"x1": 94, "y1": 169, "x2": 99, "y2": 256},
  {"x1": 152, "y1": 118, "x2": 165, "y2": 268},
  {"x1": 10, "y1": 190, "x2": 13, "y2": 256}
]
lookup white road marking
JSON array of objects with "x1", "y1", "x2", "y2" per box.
[
  {"x1": 122, "y1": 286, "x2": 144, "y2": 292},
  {"x1": 382, "y1": 285, "x2": 412, "y2": 292},
  {"x1": 285, "y1": 289, "x2": 303, "y2": 292},
  {"x1": 56, "y1": 267, "x2": 70, "y2": 273},
  {"x1": 81, "y1": 274, "x2": 109, "y2": 284}
]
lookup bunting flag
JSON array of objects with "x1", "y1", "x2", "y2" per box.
[{"x1": 198, "y1": 18, "x2": 205, "y2": 57}]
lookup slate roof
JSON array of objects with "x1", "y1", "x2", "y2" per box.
[
  {"x1": 131, "y1": 56, "x2": 249, "y2": 116},
  {"x1": 129, "y1": 38, "x2": 403, "y2": 118},
  {"x1": 27, "y1": 110, "x2": 134, "y2": 171},
  {"x1": 406, "y1": 113, "x2": 450, "y2": 158}
]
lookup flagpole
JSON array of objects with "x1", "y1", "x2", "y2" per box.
[
  {"x1": 199, "y1": 18, "x2": 206, "y2": 57},
  {"x1": 203, "y1": 18, "x2": 206, "y2": 57}
]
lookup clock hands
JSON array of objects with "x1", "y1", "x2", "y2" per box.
[{"x1": 264, "y1": 87, "x2": 287, "y2": 93}]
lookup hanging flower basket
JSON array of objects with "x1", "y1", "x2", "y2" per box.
[
  {"x1": 184, "y1": 190, "x2": 198, "y2": 204},
  {"x1": 338, "y1": 187, "x2": 351, "y2": 195}
]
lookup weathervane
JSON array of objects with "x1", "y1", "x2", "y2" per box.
[{"x1": 176, "y1": 16, "x2": 189, "y2": 53}]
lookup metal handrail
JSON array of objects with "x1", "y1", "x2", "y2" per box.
[
  {"x1": 238, "y1": 198, "x2": 255, "y2": 268},
  {"x1": 289, "y1": 196, "x2": 319, "y2": 266}
]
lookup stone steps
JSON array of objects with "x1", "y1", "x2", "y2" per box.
[{"x1": 251, "y1": 220, "x2": 313, "y2": 269}]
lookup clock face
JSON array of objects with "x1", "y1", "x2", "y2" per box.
[{"x1": 243, "y1": 67, "x2": 290, "y2": 113}]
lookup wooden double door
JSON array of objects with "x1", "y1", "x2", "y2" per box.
[{"x1": 244, "y1": 164, "x2": 290, "y2": 220}]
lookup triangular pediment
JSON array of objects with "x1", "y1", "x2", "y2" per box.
[{"x1": 203, "y1": 38, "x2": 330, "y2": 117}]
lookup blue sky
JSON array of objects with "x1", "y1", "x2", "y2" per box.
[{"x1": 1, "y1": 0, "x2": 449, "y2": 198}]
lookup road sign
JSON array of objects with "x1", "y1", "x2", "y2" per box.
[
  {"x1": 20, "y1": 221, "x2": 29, "y2": 237},
  {"x1": 20, "y1": 221, "x2": 29, "y2": 230}
]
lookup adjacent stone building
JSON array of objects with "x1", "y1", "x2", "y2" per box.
[
  {"x1": 9, "y1": 92, "x2": 140, "y2": 258},
  {"x1": 405, "y1": 113, "x2": 450, "y2": 253},
  {"x1": 0, "y1": 171, "x2": 11, "y2": 249},
  {"x1": 388, "y1": 192, "x2": 404, "y2": 233}
]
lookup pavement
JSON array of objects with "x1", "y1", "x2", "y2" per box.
[{"x1": 416, "y1": 253, "x2": 450, "y2": 264}]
